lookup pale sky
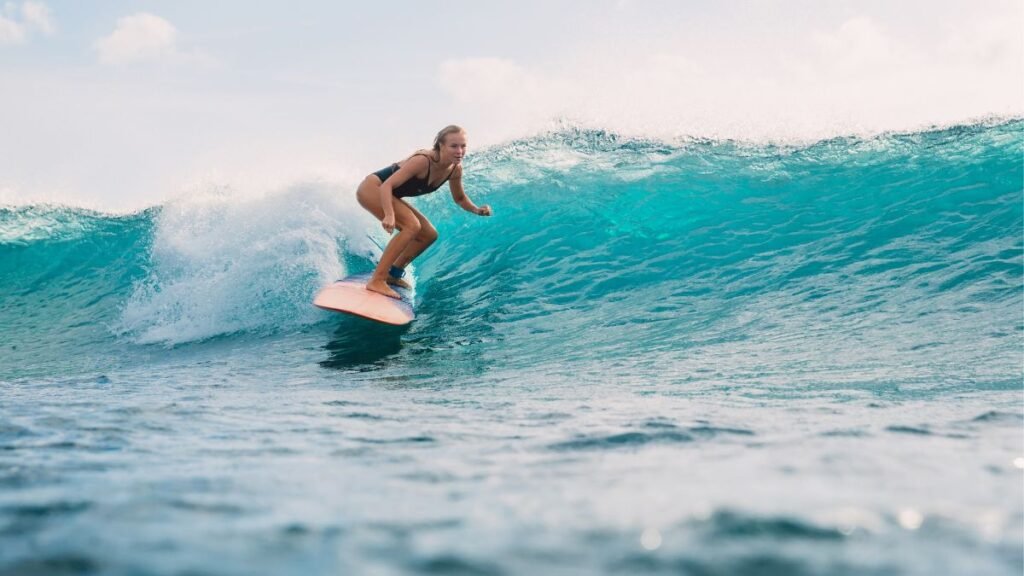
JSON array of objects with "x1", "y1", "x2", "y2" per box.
[{"x1": 1, "y1": 0, "x2": 1021, "y2": 209}]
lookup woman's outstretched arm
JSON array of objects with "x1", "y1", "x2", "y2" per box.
[{"x1": 449, "y1": 165, "x2": 491, "y2": 216}]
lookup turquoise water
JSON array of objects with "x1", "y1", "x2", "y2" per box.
[{"x1": 1, "y1": 120, "x2": 1022, "y2": 575}]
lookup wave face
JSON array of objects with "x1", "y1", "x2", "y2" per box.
[
  {"x1": 0, "y1": 206, "x2": 153, "y2": 376},
  {"x1": 417, "y1": 120, "x2": 1024, "y2": 388},
  {"x1": 1, "y1": 120, "x2": 1022, "y2": 384}
]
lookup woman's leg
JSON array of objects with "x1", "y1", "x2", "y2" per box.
[
  {"x1": 391, "y1": 199, "x2": 438, "y2": 276},
  {"x1": 356, "y1": 177, "x2": 421, "y2": 299}
]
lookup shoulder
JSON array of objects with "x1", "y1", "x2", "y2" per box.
[
  {"x1": 413, "y1": 149, "x2": 439, "y2": 162},
  {"x1": 451, "y1": 163, "x2": 464, "y2": 179},
  {"x1": 402, "y1": 153, "x2": 430, "y2": 170}
]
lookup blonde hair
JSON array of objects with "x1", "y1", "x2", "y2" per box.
[{"x1": 433, "y1": 125, "x2": 466, "y2": 152}]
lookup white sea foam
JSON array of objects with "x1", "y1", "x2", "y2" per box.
[{"x1": 118, "y1": 180, "x2": 379, "y2": 345}]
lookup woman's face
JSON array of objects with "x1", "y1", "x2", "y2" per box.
[{"x1": 441, "y1": 132, "x2": 467, "y2": 165}]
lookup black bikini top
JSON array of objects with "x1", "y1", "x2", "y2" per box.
[{"x1": 377, "y1": 153, "x2": 455, "y2": 199}]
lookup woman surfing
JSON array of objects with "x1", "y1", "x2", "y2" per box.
[{"x1": 356, "y1": 125, "x2": 491, "y2": 299}]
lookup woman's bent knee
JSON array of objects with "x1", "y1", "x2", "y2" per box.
[
  {"x1": 400, "y1": 218, "x2": 422, "y2": 235},
  {"x1": 419, "y1": 226, "x2": 438, "y2": 244}
]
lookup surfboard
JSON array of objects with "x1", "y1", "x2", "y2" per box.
[{"x1": 313, "y1": 273, "x2": 414, "y2": 325}]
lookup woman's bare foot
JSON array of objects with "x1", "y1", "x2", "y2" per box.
[
  {"x1": 366, "y1": 277, "x2": 401, "y2": 299},
  {"x1": 386, "y1": 275, "x2": 412, "y2": 290}
]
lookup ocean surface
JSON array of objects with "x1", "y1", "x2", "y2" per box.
[{"x1": 1, "y1": 120, "x2": 1022, "y2": 575}]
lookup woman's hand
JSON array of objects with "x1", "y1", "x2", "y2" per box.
[
  {"x1": 382, "y1": 212, "x2": 396, "y2": 233},
  {"x1": 476, "y1": 205, "x2": 492, "y2": 217}
]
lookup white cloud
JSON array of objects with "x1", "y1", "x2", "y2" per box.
[
  {"x1": 95, "y1": 13, "x2": 177, "y2": 65},
  {"x1": 94, "y1": 12, "x2": 215, "y2": 68},
  {"x1": 812, "y1": 17, "x2": 897, "y2": 71},
  {"x1": 0, "y1": 1, "x2": 53, "y2": 44},
  {"x1": 21, "y1": 1, "x2": 53, "y2": 35},
  {"x1": 437, "y1": 13, "x2": 1024, "y2": 143},
  {"x1": 439, "y1": 57, "x2": 546, "y2": 105},
  {"x1": 0, "y1": 16, "x2": 26, "y2": 44},
  {"x1": 438, "y1": 57, "x2": 574, "y2": 142}
]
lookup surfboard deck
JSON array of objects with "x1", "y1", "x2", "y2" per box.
[{"x1": 313, "y1": 273, "x2": 414, "y2": 325}]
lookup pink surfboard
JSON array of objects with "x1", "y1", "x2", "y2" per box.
[{"x1": 313, "y1": 273, "x2": 415, "y2": 325}]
